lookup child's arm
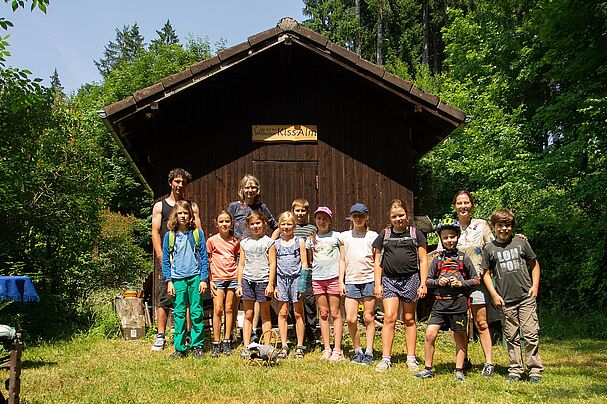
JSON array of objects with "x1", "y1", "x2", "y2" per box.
[
  {"x1": 297, "y1": 238, "x2": 310, "y2": 295},
  {"x1": 266, "y1": 244, "x2": 277, "y2": 297},
  {"x1": 206, "y1": 239, "x2": 217, "y2": 297},
  {"x1": 483, "y1": 269, "x2": 504, "y2": 310},
  {"x1": 270, "y1": 228, "x2": 281, "y2": 240},
  {"x1": 417, "y1": 244, "x2": 428, "y2": 298},
  {"x1": 236, "y1": 247, "x2": 245, "y2": 297},
  {"x1": 198, "y1": 230, "x2": 209, "y2": 294},
  {"x1": 426, "y1": 258, "x2": 441, "y2": 289},
  {"x1": 338, "y1": 244, "x2": 347, "y2": 297},
  {"x1": 528, "y1": 258, "x2": 540, "y2": 297},
  {"x1": 373, "y1": 249, "x2": 383, "y2": 299}
]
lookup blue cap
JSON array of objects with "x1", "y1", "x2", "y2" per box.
[{"x1": 349, "y1": 203, "x2": 369, "y2": 215}]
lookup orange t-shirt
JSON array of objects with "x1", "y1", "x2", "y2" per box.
[{"x1": 206, "y1": 234, "x2": 240, "y2": 281}]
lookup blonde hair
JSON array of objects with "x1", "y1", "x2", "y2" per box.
[
  {"x1": 167, "y1": 200, "x2": 196, "y2": 231},
  {"x1": 238, "y1": 174, "x2": 261, "y2": 203},
  {"x1": 291, "y1": 198, "x2": 310, "y2": 222},
  {"x1": 278, "y1": 211, "x2": 296, "y2": 226}
]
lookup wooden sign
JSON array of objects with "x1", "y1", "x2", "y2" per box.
[{"x1": 252, "y1": 125, "x2": 318, "y2": 143}]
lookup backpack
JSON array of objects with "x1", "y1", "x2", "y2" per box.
[
  {"x1": 379, "y1": 226, "x2": 418, "y2": 268},
  {"x1": 168, "y1": 229, "x2": 202, "y2": 267},
  {"x1": 436, "y1": 250, "x2": 467, "y2": 280}
]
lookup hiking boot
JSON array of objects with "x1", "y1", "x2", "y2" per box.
[
  {"x1": 414, "y1": 368, "x2": 435, "y2": 379},
  {"x1": 293, "y1": 346, "x2": 305, "y2": 359},
  {"x1": 406, "y1": 358, "x2": 420, "y2": 372},
  {"x1": 454, "y1": 370, "x2": 465, "y2": 382},
  {"x1": 361, "y1": 353, "x2": 374, "y2": 366},
  {"x1": 320, "y1": 348, "x2": 332, "y2": 360},
  {"x1": 151, "y1": 335, "x2": 166, "y2": 351},
  {"x1": 222, "y1": 340, "x2": 232, "y2": 356},
  {"x1": 529, "y1": 376, "x2": 542, "y2": 384},
  {"x1": 506, "y1": 375, "x2": 521, "y2": 383},
  {"x1": 463, "y1": 357, "x2": 473, "y2": 371},
  {"x1": 375, "y1": 358, "x2": 391, "y2": 373},
  {"x1": 191, "y1": 345, "x2": 205, "y2": 359},
  {"x1": 168, "y1": 350, "x2": 186, "y2": 360},
  {"x1": 277, "y1": 346, "x2": 289, "y2": 359},
  {"x1": 211, "y1": 342, "x2": 221, "y2": 358},
  {"x1": 351, "y1": 351, "x2": 364, "y2": 364},
  {"x1": 482, "y1": 363, "x2": 495, "y2": 378},
  {"x1": 329, "y1": 349, "x2": 345, "y2": 363}
]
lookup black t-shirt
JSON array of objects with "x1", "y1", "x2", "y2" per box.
[{"x1": 372, "y1": 227, "x2": 427, "y2": 277}]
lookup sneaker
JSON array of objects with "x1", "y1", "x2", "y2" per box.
[
  {"x1": 185, "y1": 335, "x2": 191, "y2": 348},
  {"x1": 277, "y1": 346, "x2": 289, "y2": 359},
  {"x1": 168, "y1": 350, "x2": 186, "y2": 360},
  {"x1": 240, "y1": 348, "x2": 249, "y2": 359},
  {"x1": 329, "y1": 349, "x2": 345, "y2": 363},
  {"x1": 454, "y1": 370, "x2": 465, "y2": 382},
  {"x1": 320, "y1": 348, "x2": 332, "y2": 360},
  {"x1": 151, "y1": 336, "x2": 166, "y2": 351},
  {"x1": 406, "y1": 358, "x2": 420, "y2": 372},
  {"x1": 529, "y1": 376, "x2": 542, "y2": 384},
  {"x1": 361, "y1": 353, "x2": 374, "y2": 366},
  {"x1": 351, "y1": 351, "x2": 364, "y2": 364},
  {"x1": 211, "y1": 342, "x2": 221, "y2": 358},
  {"x1": 191, "y1": 346, "x2": 205, "y2": 359},
  {"x1": 482, "y1": 363, "x2": 495, "y2": 378},
  {"x1": 222, "y1": 340, "x2": 232, "y2": 356},
  {"x1": 293, "y1": 346, "x2": 305, "y2": 359},
  {"x1": 375, "y1": 358, "x2": 391, "y2": 373},
  {"x1": 463, "y1": 358, "x2": 473, "y2": 371},
  {"x1": 414, "y1": 368, "x2": 435, "y2": 379},
  {"x1": 506, "y1": 375, "x2": 521, "y2": 383}
]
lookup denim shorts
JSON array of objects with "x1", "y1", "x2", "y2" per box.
[
  {"x1": 241, "y1": 278, "x2": 271, "y2": 302},
  {"x1": 345, "y1": 281, "x2": 375, "y2": 299},
  {"x1": 213, "y1": 279, "x2": 238, "y2": 290},
  {"x1": 275, "y1": 275, "x2": 301, "y2": 303},
  {"x1": 382, "y1": 273, "x2": 420, "y2": 302}
]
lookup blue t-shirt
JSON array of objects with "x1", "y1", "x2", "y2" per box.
[{"x1": 161, "y1": 229, "x2": 209, "y2": 281}]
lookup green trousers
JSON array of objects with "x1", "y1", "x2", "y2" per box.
[{"x1": 173, "y1": 275, "x2": 204, "y2": 352}]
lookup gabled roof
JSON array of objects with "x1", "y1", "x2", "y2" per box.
[{"x1": 100, "y1": 17, "x2": 466, "y2": 127}]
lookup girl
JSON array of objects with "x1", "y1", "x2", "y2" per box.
[
  {"x1": 206, "y1": 210, "x2": 240, "y2": 357},
  {"x1": 274, "y1": 211, "x2": 308, "y2": 359},
  {"x1": 228, "y1": 174, "x2": 277, "y2": 239},
  {"x1": 372, "y1": 199, "x2": 428, "y2": 372},
  {"x1": 338, "y1": 203, "x2": 378, "y2": 366},
  {"x1": 161, "y1": 200, "x2": 208, "y2": 359},
  {"x1": 236, "y1": 211, "x2": 276, "y2": 358},
  {"x1": 306, "y1": 206, "x2": 345, "y2": 362}
]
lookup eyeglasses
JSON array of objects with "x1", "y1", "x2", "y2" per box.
[{"x1": 244, "y1": 186, "x2": 258, "y2": 190}]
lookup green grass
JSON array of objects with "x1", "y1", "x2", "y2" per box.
[{"x1": 17, "y1": 324, "x2": 607, "y2": 403}]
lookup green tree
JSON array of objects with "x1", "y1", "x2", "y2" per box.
[
  {"x1": 94, "y1": 23, "x2": 145, "y2": 77},
  {"x1": 151, "y1": 19, "x2": 179, "y2": 49}
]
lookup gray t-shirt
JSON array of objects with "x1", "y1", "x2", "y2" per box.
[
  {"x1": 241, "y1": 235, "x2": 274, "y2": 282},
  {"x1": 481, "y1": 236, "x2": 537, "y2": 304}
]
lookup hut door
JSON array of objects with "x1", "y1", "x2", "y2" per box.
[{"x1": 252, "y1": 161, "x2": 318, "y2": 213}]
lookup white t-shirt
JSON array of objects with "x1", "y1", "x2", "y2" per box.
[
  {"x1": 339, "y1": 230, "x2": 378, "y2": 284},
  {"x1": 241, "y1": 235, "x2": 274, "y2": 282},
  {"x1": 306, "y1": 231, "x2": 341, "y2": 281}
]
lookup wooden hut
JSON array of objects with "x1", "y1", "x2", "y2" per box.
[{"x1": 99, "y1": 18, "x2": 466, "y2": 307}]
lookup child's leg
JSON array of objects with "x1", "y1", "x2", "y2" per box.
[
  {"x1": 453, "y1": 331, "x2": 468, "y2": 370},
  {"x1": 172, "y1": 279, "x2": 189, "y2": 352},
  {"x1": 224, "y1": 289, "x2": 236, "y2": 340},
  {"x1": 381, "y1": 297, "x2": 399, "y2": 357},
  {"x1": 502, "y1": 302, "x2": 524, "y2": 378},
  {"x1": 344, "y1": 297, "x2": 361, "y2": 350},
  {"x1": 362, "y1": 297, "x2": 375, "y2": 353},
  {"x1": 252, "y1": 301, "x2": 261, "y2": 336},
  {"x1": 293, "y1": 300, "x2": 305, "y2": 347},
  {"x1": 242, "y1": 300, "x2": 255, "y2": 347},
  {"x1": 278, "y1": 301, "x2": 289, "y2": 348},
  {"x1": 212, "y1": 287, "x2": 226, "y2": 342},
  {"x1": 316, "y1": 294, "x2": 331, "y2": 350},
  {"x1": 187, "y1": 276, "x2": 204, "y2": 348},
  {"x1": 259, "y1": 301, "x2": 272, "y2": 344},
  {"x1": 329, "y1": 294, "x2": 343, "y2": 350},
  {"x1": 402, "y1": 302, "x2": 418, "y2": 356},
  {"x1": 519, "y1": 296, "x2": 543, "y2": 377},
  {"x1": 424, "y1": 324, "x2": 441, "y2": 368},
  {"x1": 471, "y1": 304, "x2": 493, "y2": 364},
  {"x1": 231, "y1": 293, "x2": 241, "y2": 340}
]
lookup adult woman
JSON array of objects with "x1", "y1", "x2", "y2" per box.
[
  {"x1": 448, "y1": 190, "x2": 495, "y2": 377},
  {"x1": 227, "y1": 174, "x2": 277, "y2": 239}
]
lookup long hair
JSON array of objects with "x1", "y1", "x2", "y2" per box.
[
  {"x1": 167, "y1": 200, "x2": 196, "y2": 231},
  {"x1": 238, "y1": 174, "x2": 261, "y2": 203}
]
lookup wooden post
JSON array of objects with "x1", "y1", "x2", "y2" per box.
[
  {"x1": 7, "y1": 334, "x2": 23, "y2": 404},
  {"x1": 115, "y1": 297, "x2": 146, "y2": 340}
]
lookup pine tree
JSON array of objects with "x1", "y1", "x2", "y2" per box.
[
  {"x1": 49, "y1": 68, "x2": 63, "y2": 92},
  {"x1": 151, "y1": 19, "x2": 179, "y2": 49},
  {"x1": 94, "y1": 23, "x2": 145, "y2": 77}
]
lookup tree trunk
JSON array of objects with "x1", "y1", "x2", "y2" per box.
[
  {"x1": 376, "y1": 4, "x2": 383, "y2": 65},
  {"x1": 355, "y1": 0, "x2": 362, "y2": 56},
  {"x1": 422, "y1": 0, "x2": 430, "y2": 67}
]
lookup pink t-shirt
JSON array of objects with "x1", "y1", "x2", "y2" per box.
[{"x1": 206, "y1": 233, "x2": 240, "y2": 281}]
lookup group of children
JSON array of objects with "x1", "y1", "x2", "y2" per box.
[{"x1": 161, "y1": 178, "x2": 543, "y2": 383}]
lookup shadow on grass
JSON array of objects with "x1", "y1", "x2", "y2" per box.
[{"x1": 22, "y1": 359, "x2": 58, "y2": 369}]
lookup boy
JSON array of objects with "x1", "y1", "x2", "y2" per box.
[
  {"x1": 481, "y1": 209, "x2": 543, "y2": 383},
  {"x1": 415, "y1": 219, "x2": 479, "y2": 381}
]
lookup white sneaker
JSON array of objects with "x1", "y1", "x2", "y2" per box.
[
  {"x1": 375, "y1": 358, "x2": 391, "y2": 373},
  {"x1": 406, "y1": 358, "x2": 420, "y2": 372},
  {"x1": 329, "y1": 349, "x2": 345, "y2": 363},
  {"x1": 151, "y1": 336, "x2": 166, "y2": 351}
]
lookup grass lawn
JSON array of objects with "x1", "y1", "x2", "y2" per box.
[{"x1": 17, "y1": 324, "x2": 607, "y2": 403}]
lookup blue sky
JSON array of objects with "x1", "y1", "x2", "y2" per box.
[{"x1": 4, "y1": 1, "x2": 306, "y2": 93}]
